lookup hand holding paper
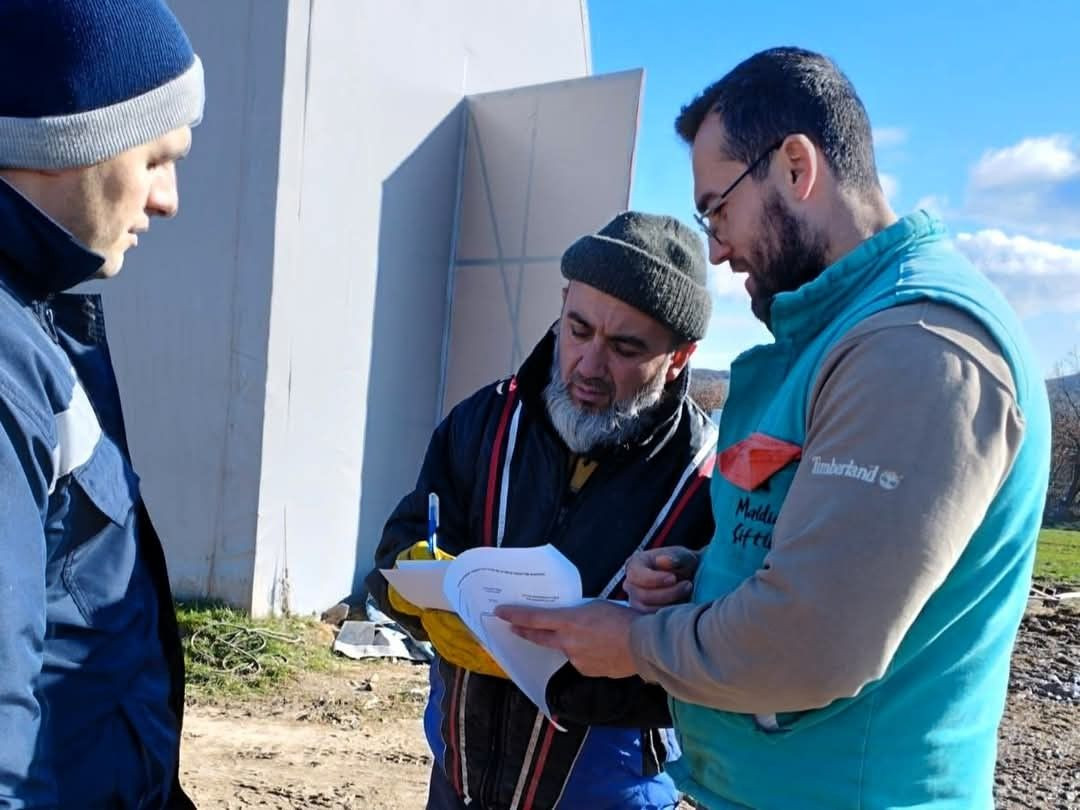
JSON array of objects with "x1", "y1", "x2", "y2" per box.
[
  {"x1": 494, "y1": 600, "x2": 640, "y2": 679},
  {"x1": 382, "y1": 544, "x2": 585, "y2": 722}
]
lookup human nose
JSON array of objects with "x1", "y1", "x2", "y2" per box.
[
  {"x1": 147, "y1": 164, "x2": 179, "y2": 218},
  {"x1": 708, "y1": 232, "x2": 732, "y2": 265},
  {"x1": 576, "y1": 340, "x2": 607, "y2": 380}
]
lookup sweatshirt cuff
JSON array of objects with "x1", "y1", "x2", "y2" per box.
[{"x1": 629, "y1": 609, "x2": 674, "y2": 685}]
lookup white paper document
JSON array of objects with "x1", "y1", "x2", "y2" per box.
[
  {"x1": 380, "y1": 559, "x2": 454, "y2": 612},
  {"x1": 381, "y1": 545, "x2": 584, "y2": 724}
]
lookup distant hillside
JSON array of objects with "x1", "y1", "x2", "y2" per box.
[{"x1": 690, "y1": 368, "x2": 730, "y2": 412}]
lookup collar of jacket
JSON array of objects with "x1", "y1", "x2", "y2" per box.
[
  {"x1": 514, "y1": 325, "x2": 691, "y2": 462},
  {"x1": 0, "y1": 177, "x2": 105, "y2": 300}
]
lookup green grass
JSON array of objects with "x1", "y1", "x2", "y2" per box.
[
  {"x1": 176, "y1": 602, "x2": 338, "y2": 699},
  {"x1": 1035, "y1": 529, "x2": 1080, "y2": 586}
]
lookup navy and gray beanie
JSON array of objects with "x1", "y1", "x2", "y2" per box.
[
  {"x1": 0, "y1": 0, "x2": 204, "y2": 169},
  {"x1": 561, "y1": 211, "x2": 711, "y2": 343}
]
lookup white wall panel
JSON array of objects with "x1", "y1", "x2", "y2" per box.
[{"x1": 443, "y1": 70, "x2": 643, "y2": 412}]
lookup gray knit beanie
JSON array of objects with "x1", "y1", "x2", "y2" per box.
[{"x1": 560, "y1": 211, "x2": 711, "y2": 342}]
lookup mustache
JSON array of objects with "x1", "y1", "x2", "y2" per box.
[
  {"x1": 568, "y1": 372, "x2": 614, "y2": 397},
  {"x1": 729, "y1": 258, "x2": 752, "y2": 276}
]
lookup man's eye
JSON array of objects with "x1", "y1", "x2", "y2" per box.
[
  {"x1": 570, "y1": 328, "x2": 589, "y2": 340},
  {"x1": 613, "y1": 345, "x2": 640, "y2": 358}
]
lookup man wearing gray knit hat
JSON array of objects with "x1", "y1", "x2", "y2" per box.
[
  {"x1": 548, "y1": 210, "x2": 712, "y2": 452},
  {"x1": 367, "y1": 212, "x2": 718, "y2": 810},
  {"x1": 560, "y1": 210, "x2": 712, "y2": 344},
  {"x1": 0, "y1": 1, "x2": 203, "y2": 807}
]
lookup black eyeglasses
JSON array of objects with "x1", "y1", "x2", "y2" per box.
[{"x1": 694, "y1": 140, "x2": 784, "y2": 243}]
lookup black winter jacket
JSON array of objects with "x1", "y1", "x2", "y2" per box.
[{"x1": 367, "y1": 329, "x2": 716, "y2": 809}]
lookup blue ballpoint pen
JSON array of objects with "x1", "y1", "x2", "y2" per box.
[{"x1": 428, "y1": 492, "x2": 439, "y2": 556}]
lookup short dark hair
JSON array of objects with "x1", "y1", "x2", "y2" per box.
[{"x1": 675, "y1": 47, "x2": 879, "y2": 193}]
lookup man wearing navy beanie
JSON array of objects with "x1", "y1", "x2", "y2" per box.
[{"x1": 0, "y1": 1, "x2": 203, "y2": 807}]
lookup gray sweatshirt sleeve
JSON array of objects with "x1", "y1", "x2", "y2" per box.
[{"x1": 628, "y1": 302, "x2": 1025, "y2": 714}]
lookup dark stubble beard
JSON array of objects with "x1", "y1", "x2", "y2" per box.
[
  {"x1": 737, "y1": 190, "x2": 830, "y2": 329},
  {"x1": 542, "y1": 338, "x2": 671, "y2": 454}
]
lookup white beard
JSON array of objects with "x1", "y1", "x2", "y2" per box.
[{"x1": 542, "y1": 341, "x2": 670, "y2": 454}]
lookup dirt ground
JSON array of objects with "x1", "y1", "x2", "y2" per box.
[
  {"x1": 995, "y1": 594, "x2": 1080, "y2": 809},
  {"x1": 181, "y1": 595, "x2": 1079, "y2": 809},
  {"x1": 181, "y1": 663, "x2": 433, "y2": 809}
]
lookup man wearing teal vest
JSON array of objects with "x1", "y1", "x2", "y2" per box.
[{"x1": 499, "y1": 46, "x2": 1051, "y2": 809}]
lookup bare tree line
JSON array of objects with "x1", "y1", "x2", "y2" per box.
[{"x1": 1047, "y1": 350, "x2": 1080, "y2": 525}]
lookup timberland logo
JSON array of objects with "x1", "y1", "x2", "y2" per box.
[
  {"x1": 878, "y1": 470, "x2": 902, "y2": 490},
  {"x1": 810, "y1": 456, "x2": 901, "y2": 490}
]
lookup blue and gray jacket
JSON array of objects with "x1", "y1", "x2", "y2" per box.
[{"x1": 0, "y1": 179, "x2": 190, "y2": 809}]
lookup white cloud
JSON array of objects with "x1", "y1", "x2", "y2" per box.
[
  {"x1": 701, "y1": 264, "x2": 771, "y2": 369},
  {"x1": 873, "y1": 127, "x2": 908, "y2": 148},
  {"x1": 955, "y1": 229, "x2": 1080, "y2": 316},
  {"x1": 963, "y1": 135, "x2": 1080, "y2": 240},
  {"x1": 697, "y1": 234, "x2": 752, "y2": 302},
  {"x1": 706, "y1": 260, "x2": 746, "y2": 301},
  {"x1": 971, "y1": 136, "x2": 1079, "y2": 188},
  {"x1": 913, "y1": 194, "x2": 948, "y2": 215},
  {"x1": 699, "y1": 304, "x2": 772, "y2": 371},
  {"x1": 879, "y1": 173, "x2": 899, "y2": 201}
]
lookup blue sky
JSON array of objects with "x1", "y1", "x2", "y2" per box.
[{"x1": 588, "y1": 0, "x2": 1080, "y2": 377}]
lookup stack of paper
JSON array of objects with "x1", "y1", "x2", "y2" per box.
[{"x1": 382, "y1": 544, "x2": 583, "y2": 725}]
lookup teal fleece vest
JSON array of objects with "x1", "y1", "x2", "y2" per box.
[{"x1": 669, "y1": 213, "x2": 1051, "y2": 809}]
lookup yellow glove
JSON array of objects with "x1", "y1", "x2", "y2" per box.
[
  {"x1": 387, "y1": 541, "x2": 507, "y2": 679},
  {"x1": 421, "y1": 609, "x2": 507, "y2": 679}
]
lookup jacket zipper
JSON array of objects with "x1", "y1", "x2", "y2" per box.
[
  {"x1": 34, "y1": 299, "x2": 61, "y2": 344},
  {"x1": 478, "y1": 451, "x2": 577, "y2": 807},
  {"x1": 474, "y1": 446, "x2": 625, "y2": 804}
]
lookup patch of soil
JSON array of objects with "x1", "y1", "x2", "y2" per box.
[
  {"x1": 180, "y1": 660, "x2": 433, "y2": 809},
  {"x1": 994, "y1": 595, "x2": 1080, "y2": 809}
]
